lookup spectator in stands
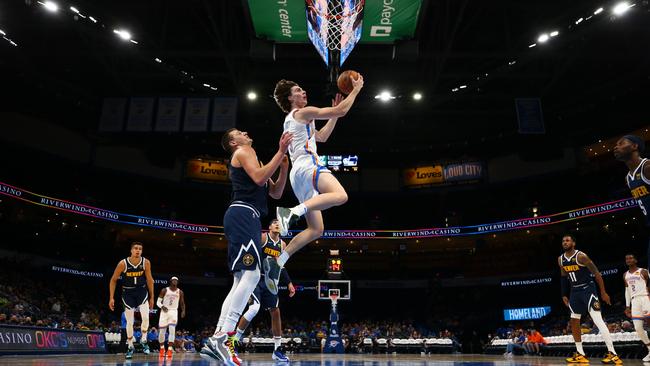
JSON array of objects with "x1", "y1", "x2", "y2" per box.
[
  {"x1": 503, "y1": 330, "x2": 526, "y2": 357},
  {"x1": 524, "y1": 329, "x2": 546, "y2": 355}
]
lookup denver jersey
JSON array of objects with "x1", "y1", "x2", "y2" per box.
[
  {"x1": 561, "y1": 251, "x2": 593, "y2": 288},
  {"x1": 122, "y1": 257, "x2": 146, "y2": 289},
  {"x1": 261, "y1": 233, "x2": 282, "y2": 259},
  {"x1": 626, "y1": 158, "x2": 650, "y2": 224}
]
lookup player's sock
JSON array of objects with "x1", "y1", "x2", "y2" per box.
[
  {"x1": 290, "y1": 203, "x2": 307, "y2": 217},
  {"x1": 236, "y1": 328, "x2": 245, "y2": 341},
  {"x1": 127, "y1": 336, "x2": 134, "y2": 348},
  {"x1": 273, "y1": 336, "x2": 281, "y2": 351},
  {"x1": 277, "y1": 252, "x2": 290, "y2": 267},
  {"x1": 575, "y1": 341, "x2": 585, "y2": 355},
  {"x1": 590, "y1": 310, "x2": 616, "y2": 353}
]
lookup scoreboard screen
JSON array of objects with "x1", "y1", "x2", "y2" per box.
[{"x1": 321, "y1": 155, "x2": 358, "y2": 172}]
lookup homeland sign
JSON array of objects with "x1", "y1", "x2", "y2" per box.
[{"x1": 0, "y1": 325, "x2": 106, "y2": 355}]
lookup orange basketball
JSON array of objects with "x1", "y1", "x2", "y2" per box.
[{"x1": 337, "y1": 70, "x2": 360, "y2": 95}]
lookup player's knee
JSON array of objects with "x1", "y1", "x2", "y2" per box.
[
  {"x1": 336, "y1": 191, "x2": 348, "y2": 206},
  {"x1": 310, "y1": 226, "x2": 324, "y2": 239}
]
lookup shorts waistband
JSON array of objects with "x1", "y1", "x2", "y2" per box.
[{"x1": 230, "y1": 201, "x2": 261, "y2": 217}]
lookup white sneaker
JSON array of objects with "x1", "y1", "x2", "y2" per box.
[{"x1": 643, "y1": 352, "x2": 650, "y2": 362}]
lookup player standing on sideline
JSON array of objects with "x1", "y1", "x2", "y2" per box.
[
  {"x1": 109, "y1": 241, "x2": 155, "y2": 359},
  {"x1": 157, "y1": 276, "x2": 185, "y2": 357},
  {"x1": 614, "y1": 135, "x2": 650, "y2": 268},
  {"x1": 266, "y1": 75, "x2": 363, "y2": 293},
  {"x1": 200, "y1": 128, "x2": 291, "y2": 366},
  {"x1": 559, "y1": 235, "x2": 622, "y2": 364},
  {"x1": 234, "y1": 219, "x2": 296, "y2": 362},
  {"x1": 623, "y1": 254, "x2": 650, "y2": 361}
]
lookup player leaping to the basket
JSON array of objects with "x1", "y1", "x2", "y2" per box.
[{"x1": 264, "y1": 74, "x2": 363, "y2": 294}]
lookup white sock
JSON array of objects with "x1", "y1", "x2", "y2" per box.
[
  {"x1": 277, "y1": 252, "x2": 290, "y2": 267},
  {"x1": 223, "y1": 270, "x2": 261, "y2": 332},
  {"x1": 274, "y1": 336, "x2": 282, "y2": 350},
  {"x1": 127, "y1": 336, "x2": 134, "y2": 348},
  {"x1": 236, "y1": 328, "x2": 245, "y2": 341},
  {"x1": 575, "y1": 341, "x2": 585, "y2": 355},
  {"x1": 290, "y1": 203, "x2": 307, "y2": 217},
  {"x1": 590, "y1": 309, "x2": 616, "y2": 354}
]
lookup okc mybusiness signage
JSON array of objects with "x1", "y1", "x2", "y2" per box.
[
  {"x1": 0, "y1": 325, "x2": 105, "y2": 355},
  {"x1": 503, "y1": 306, "x2": 551, "y2": 321}
]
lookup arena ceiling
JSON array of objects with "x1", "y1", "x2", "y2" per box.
[{"x1": 2, "y1": 0, "x2": 649, "y2": 160}]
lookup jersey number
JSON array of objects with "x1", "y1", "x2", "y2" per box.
[
  {"x1": 639, "y1": 200, "x2": 648, "y2": 216},
  {"x1": 569, "y1": 272, "x2": 577, "y2": 282},
  {"x1": 632, "y1": 283, "x2": 636, "y2": 292}
]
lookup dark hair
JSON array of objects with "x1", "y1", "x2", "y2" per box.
[
  {"x1": 131, "y1": 241, "x2": 143, "y2": 248},
  {"x1": 274, "y1": 79, "x2": 298, "y2": 113},
  {"x1": 623, "y1": 135, "x2": 646, "y2": 153},
  {"x1": 221, "y1": 128, "x2": 237, "y2": 152},
  {"x1": 626, "y1": 253, "x2": 637, "y2": 259},
  {"x1": 562, "y1": 234, "x2": 576, "y2": 243},
  {"x1": 269, "y1": 218, "x2": 279, "y2": 226}
]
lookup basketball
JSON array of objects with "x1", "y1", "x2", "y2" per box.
[{"x1": 337, "y1": 70, "x2": 360, "y2": 95}]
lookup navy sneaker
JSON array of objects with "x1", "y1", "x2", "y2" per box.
[{"x1": 272, "y1": 346, "x2": 290, "y2": 362}]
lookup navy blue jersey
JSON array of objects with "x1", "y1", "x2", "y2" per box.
[
  {"x1": 561, "y1": 251, "x2": 593, "y2": 288},
  {"x1": 626, "y1": 158, "x2": 650, "y2": 225},
  {"x1": 261, "y1": 233, "x2": 282, "y2": 259},
  {"x1": 229, "y1": 164, "x2": 268, "y2": 217},
  {"x1": 122, "y1": 257, "x2": 146, "y2": 289}
]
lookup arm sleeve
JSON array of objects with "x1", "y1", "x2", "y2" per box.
[
  {"x1": 561, "y1": 276, "x2": 570, "y2": 298},
  {"x1": 157, "y1": 297, "x2": 164, "y2": 308},
  {"x1": 280, "y1": 267, "x2": 292, "y2": 286},
  {"x1": 625, "y1": 287, "x2": 631, "y2": 307}
]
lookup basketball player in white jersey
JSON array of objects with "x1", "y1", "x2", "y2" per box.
[
  {"x1": 108, "y1": 241, "x2": 155, "y2": 359},
  {"x1": 266, "y1": 75, "x2": 363, "y2": 293},
  {"x1": 157, "y1": 276, "x2": 186, "y2": 357},
  {"x1": 624, "y1": 254, "x2": 650, "y2": 361}
]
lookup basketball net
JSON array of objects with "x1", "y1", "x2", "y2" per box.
[{"x1": 307, "y1": 0, "x2": 364, "y2": 51}]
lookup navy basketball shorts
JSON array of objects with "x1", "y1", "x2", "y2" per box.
[
  {"x1": 569, "y1": 284, "x2": 600, "y2": 316},
  {"x1": 122, "y1": 287, "x2": 148, "y2": 310},
  {"x1": 252, "y1": 279, "x2": 279, "y2": 310},
  {"x1": 225, "y1": 203, "x2": 262, "y2": 272}
]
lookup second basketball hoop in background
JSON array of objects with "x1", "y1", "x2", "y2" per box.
[{"x1": 337, "y1": 70, "x2": 360, "y2": 95}]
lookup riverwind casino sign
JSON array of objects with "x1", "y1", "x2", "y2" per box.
[{"x1": 0, "y1": 180, "x2": 639, "y2": 239}]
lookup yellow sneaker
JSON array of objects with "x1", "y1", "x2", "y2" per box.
[
  {"x1": 566, "y1": 352, "x2": 590, "y2": 363},
  {"x1": 601, "y1": 352, "x2": 622, "y2": 364}
]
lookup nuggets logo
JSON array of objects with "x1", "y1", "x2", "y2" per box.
[
  {"x1": 592, "y1": 300, "x2": 601, "y2": 311},
  {"x1": 242, "y1": 254, "x2": 255, "y2": 266}
]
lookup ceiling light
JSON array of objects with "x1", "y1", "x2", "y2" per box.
[
  {"x1": 612, "y1": 1, "x2": 633, "y2": 15},
  {"x1": 70, "y1": 6, "x2": 79, "y2": 13},
  {"x1": 537, "y1": 34, "x2": 549, "y2": 43},
  {"x1": 42, "y1": 1, "x2": 59, "y2": 12},
  {"x1": 594, "y1": 7, "x2": 604, "y2": 14},
  {"x1": 113, "y1": 29, "x2": 132, "y2": 41},
  {"x1": 247, "y1": 91, "x2": 257, "y2": 100},
  {"x1": 89, "y1": 16, "x2": 97, "y2": 23},
  {"x1": 529, "y1": 43, "x2": 537, "y2": 48},
  {"x1": 0, "y1": 30, "x2": 5, "y2": 36},
  {"x1": 550, "y1": 31, "x2": 559, "y2": 37},
  {"x1": 459, "y1": 85, "x2": 467, "y2": 89},
  {"x1": 374, "y1": 91, "x2": 395, "y2": 102},
  {"x1": 575, "y1": 17, "x2": 584, "y2": 24},
  {"x1": 412, "y1": 92, "x2": 422, "y2": 101}
]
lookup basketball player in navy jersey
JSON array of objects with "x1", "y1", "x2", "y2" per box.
[
  {"x1": 559, "y1": 235, "x2": 622, "y2": 364},
  {"x1": 109, "y1": 241, "x2": 155, "y2": 359},
  {"x1": 234, "y1": 219, "x2": 296, "y2": 362},
  {"x1": 614, "y1": 135, "x2": 650, "y2": 268},
  {"x1": 200, "y1": 129, "x2": 292, "y2": 366}
]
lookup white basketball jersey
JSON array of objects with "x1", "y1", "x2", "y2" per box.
[
  {"x1": 162, "y1": 287, "x2": 180, "y2": 310},
  {"x1": 625, "y1": 268, "x2": 649, "y2": 298},
  {"x1": 284, "y1": 109, "x2": 321, "y2": 166}
]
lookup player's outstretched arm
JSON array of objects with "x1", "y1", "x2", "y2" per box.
[
  {"x1": 579, "y1": 252, "x2": 610, "y2": 305},
  {"x1": 108, "y1": 260, "x2": 125, "y2": 311},
  {"x1": 268, "y1": 155, "x2": 289, "y2": 199},
  {"x1": 316, "y1": 94, "x2": 344, "y2": 143},
  {"x1": 295, "y1": 75, "x2": 364, "y2": 122},
  {"x1": 235, "y1": 133, "x2": 292, "y2": 186}
]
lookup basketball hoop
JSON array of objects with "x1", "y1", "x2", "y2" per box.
[
  {"x1": 306, "y1": 0, "x2": 365, "y2": 51},
  {"x1": 328, "y1": 289, "x2": 340, "y2": 305}
]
